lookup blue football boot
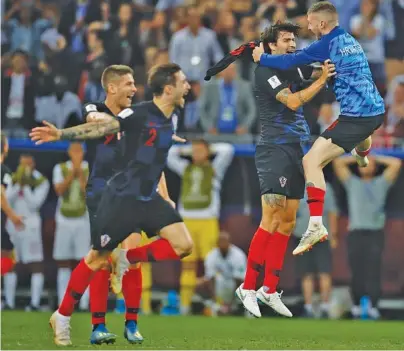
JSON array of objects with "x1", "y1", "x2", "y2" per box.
[
  {"x1": 124, "y1": 320, "x2": 144, "y2": 344},
  {"x1": 90, "y1": 323, "x2": 117, "y2": 345}
]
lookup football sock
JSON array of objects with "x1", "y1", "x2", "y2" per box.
[
  {"x1": 243, "y1": 227, "x2": 271, "y2": 290},
  {"x1": 141, "y1": 263, "x2": 152, "y2": 314},
  {"x1": 57, "y1": 268, "x2": 71, "y2": 306},
  {"x1": 90, "y1": 269, "x2": 109, "y2": 325},
  {"x1": 4, "y1": 271, "x2": 17, "y2": 308},
  {"x1": 263, "y1": 232, "x2": 290, "y2": 293},
  {"x1": 1, "y1": 257, "x2": 14, "y2": 276},
  {"x1": 307, "y1": 186, "x2": 325, "y2": 220},
  {"x1": 59, "y1": 259, "x2": 96, "y2": 317},
  {"x1": 123, "y1": 267, "x2": 142, "y2": 322},
  {"x1": 30, "y1": 272, "x2": 44, "y2": 308},
  {"x1": 126, "y1": 238, "x2": 180, "y2": 263},
  {"x1": 180, "y1": 268, "x2": 196, "y2": 309}
]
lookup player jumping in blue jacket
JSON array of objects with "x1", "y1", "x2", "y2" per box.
[{"x1": 251, "y1": 1, "x2": 385, "y2": 255}]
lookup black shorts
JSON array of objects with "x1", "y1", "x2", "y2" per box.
[
  {"x1": 1, "y1": 226, "x2": 14, "y2": 251},
  {"x1": 255, "y1": 143, "x2": 305, "y2": 200},
  {"x1": 321, "y1": 114, "x2": 384, "y2": 152},
  {"x1": 294, "y1": 238, "x2": 332, "y2": 276},
  {"x1": 92, "y1": 189, "x2": 183, "y2": 251}
]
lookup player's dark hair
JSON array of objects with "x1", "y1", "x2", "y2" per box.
[
  {"x1": 260, "y1": 22, "x2": 300, "y2": 54},
  {"x1": 308, "y1": 1, "x2": 337, "y2": 15},
  {"x1": 148, "y1": 63, "x2": 182, "y2": 97},
  {"x1": 101, "y1": 65, "x2": 134, "y2": 90}
]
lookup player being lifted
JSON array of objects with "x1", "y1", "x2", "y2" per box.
[
  {"x1": 252, "y1": 1, "x2": 385, "y2": 255},
  {"x1": 236, "y1": 23, "x2": 335, "y2": 318},
  {"x1": 31, "y1": 63, "x2": 191, "y2": 346}
]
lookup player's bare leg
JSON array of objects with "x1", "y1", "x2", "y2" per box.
[
  {"x1": 351, "y1": 136, "x2": 372, "y2": 167},
  {"x1": 50, "y1": 249, "x2": 110, "y2": 346},
  {"x1": 116, "y1": 223, "x2": 193, "y2": 290},
  {"x1": 294, "y1": 137, "x2": 344, "y2": 255},
  {"x1": 255, "y1": 197, "x2": 296, "y2": 317}
]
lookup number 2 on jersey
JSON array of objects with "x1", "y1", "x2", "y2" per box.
[{"x1": 145, "y1": 128, "x2": 157, "y2": 146}]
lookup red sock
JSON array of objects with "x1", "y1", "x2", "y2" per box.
[
  {"x1": 307, "y1": 186, "x2": 325, "y2": 217},
  {"x1": 355, "y1": 146, "x2": 371, "y2": 157},
  {"x1": 263, "y1": 232, "x2": 290, "y2": 293},
  {"x1": 243, "y1": 227, "x2": 272, "y2": 290},
  {"x1": 59, "y1": 259, "x2": 96, "y2": 316},
  {"x1": 1, "y1": 257, "x2": 14, "y2": 276},
  {"x1": 122, "y1": 267, "x2": 142, "y2": 321},
  {"x1": 90, "y1": 269, "x2": 110, "y2": 325},
  {"x1": 126, "y1": 238, "x2": 180, "y2": 263}
]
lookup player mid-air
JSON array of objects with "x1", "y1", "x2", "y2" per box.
[
  {"x1": 30, "y1": 63, "x2": 191, "y2": 346},
  {"x1": 252, "y1": 1, "x2": 385, "y2": 255},
  {"x1": 236, "y1": 22, "x2": 335, "y2": 318}
]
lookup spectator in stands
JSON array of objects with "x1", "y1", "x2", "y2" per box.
[
  {"x1": 197, "y1": 232, "x2": 247, "y2": 317},
  {"x1": 199, "y1": 64, "x2": 256, "y2": 142},
  {"x1": 167, "y1": 141, "x2": 234, "y2": 315},
  {"x1": 169, "y1": 4, "x2": 223, "y2": 82},
  {"x1": 3, "y1": 1, "x2": 49, "y2": 61},
  {"x1": 80, "y1": 28, "x2": 108, "y2": 102},
  {"x1": 106, "y1": 2, "x2": 145, "y2": 99},
  {"x1": 333, "y1": 155, "x2": 402, "y2": 319},
  {"x1": 52, "y1": 143, "x2": 90, "y2": 311},
  {"x1": 35, "y1": 75, "x2": 82, "y2": 129},
  {"x1": 58, "y1": 0, "x2": 102, "y2": 53},
  {"x1": 215, "y1": 10, "x2": 238, "y2": 55},
  {"x1": 3, "y1": 154, "x2": 49, "y2": 311},
  {"x1": 293, "y1": 182, "x2": 338, "y2": 318},
  {"x1": 350, "y1": 0, "x2": 387, "y2": 94},
  {"x1": 1, "y1": 50, "x2": 36, "y2": 136},
  {"x1": 385, "y1": 80, "x2": 404, "y2": 138}
]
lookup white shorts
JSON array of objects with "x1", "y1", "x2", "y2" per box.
[
  {"x1": 53, "y1": 212, "x2": 91, "y2": 261},
  {"x1": 8, "y1": 217, "x2": 43, "y2": 264},
  {"x1": 215, "y1": 277, "x2": 236, "y2": 304}
]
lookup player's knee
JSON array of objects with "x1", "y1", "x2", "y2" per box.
[
  {"x1": 84, "y1": 250, "x2": 110, "y2": 270},
  {"x1": 261, "y1": 215, "x2": 282, "y2": 233},
  {"x1": 278, "y1": 219, "x2": 296, "y2": 235}
]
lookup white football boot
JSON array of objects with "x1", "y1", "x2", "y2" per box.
[
  {"x1": 293, "y1": 222, "x2": 328, "y2": 255},
  {"x1": 113, "y1": 248, "x2": 130, "y2": 294},
  {"x1": 256, "y1": 287, "x2": 293, "y2": 317},
  {"x1": 49, "y1": 310, "x2": 72, "y2": 346},
  {"x1": 235, "y1": 284, "x2": 261, "y2": 318}
]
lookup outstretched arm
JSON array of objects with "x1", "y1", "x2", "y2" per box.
[
  {"x1": 254, "y1": 40, "x2": 330, "y2": 70},
  {"x1": 30, "y1": 113, "x2": 121, "y2": 144}
]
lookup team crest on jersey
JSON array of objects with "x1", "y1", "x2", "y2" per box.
[
  {"x1": 100, "y1": 234, "x2": 111, "y2": 247},
  {"x1": 279, "y1": 176, "x2": 287, "y2": 188},
  {"x1": 268, "y1": 75, "x2": 282, "y2": 89}
]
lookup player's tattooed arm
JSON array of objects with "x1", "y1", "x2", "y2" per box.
[
  {"x1": 60, "y1": 119, "x2": 121, "y2": 140},
  {"x1": 262, "y1": 194, "x2": 286, "y2": 208}
]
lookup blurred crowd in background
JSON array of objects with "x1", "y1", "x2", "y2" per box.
[
  {"x1": 1, "y1": 0, "x2": 404, "y2": 142},
  {"x1": 1, "y1": 0, "x2": 404, "y2": 320}
]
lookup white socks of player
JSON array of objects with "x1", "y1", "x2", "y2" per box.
[
  {"x1": 30, "y1": 272, "x2": 44, "y2": 308},
  {"x1": 4, "y1": 272, "x2": 17, "y2": 308},
  {"x1": 57, "y1": 268, "x2": 71, "y2": 306}
]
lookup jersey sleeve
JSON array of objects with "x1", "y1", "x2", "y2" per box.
[
  {"x1": 82, "y1": 103, "x2": 99, "y2": 121},
  {"x1": 259, "y1": 39, "x2": 330, "y2": 70},
  {"x1": 116, "y1": 107, "x2": 142, "y2": 132},
  {"x1": 255, "y1": 67, "x2": 289, "y2": 98}
]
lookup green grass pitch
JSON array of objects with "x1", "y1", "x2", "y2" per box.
[{"x1": 1, "y1": 311, "x2": 403, "y2": 349}]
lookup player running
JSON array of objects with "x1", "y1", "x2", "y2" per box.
[
  {"x1": 84, "y1": 65, "x2": 179, "y2": 345},
  {"x1": 1, "y1": 133, "x2": 24, "y2": 276},
  {"x1": 236, "y1": 23, "x2": 335, "y2": 318},
  {"x1": 252, "y1": 1, "x2": 385, "y2": 255},
  {"x1": 30, "y1": 63, "x2": 191, "y2": 346}
]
